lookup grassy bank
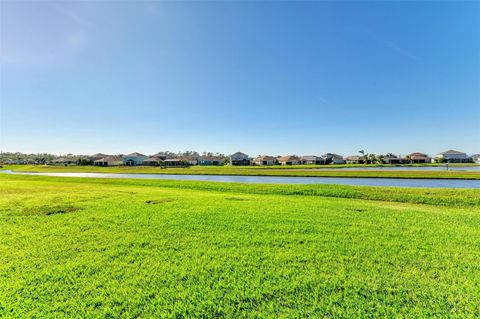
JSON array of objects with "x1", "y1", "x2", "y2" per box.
[
  {"x1": 4, "y1": 164, "x2": 480, "y2": 180},
  {"x1": 1, "y1": 174, "x2": 480, "y2": 317}
]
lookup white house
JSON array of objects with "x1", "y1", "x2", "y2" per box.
[
  {"x1": 471, "y1": 154, "x2": 480, "y2": 164},
  {"x1": 123, "y1": 152, "x2": 148, "y2": 166},
  {"x1": 229, "y1": 152, "x2": 250, "y2": 166},
  {"x1": 435, "y1": 150, "x2": 471, "y2": 163}
]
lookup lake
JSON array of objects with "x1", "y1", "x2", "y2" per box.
[
  {"x1": 2, "y1": 170, "x2": 480, "y2": 189},
  {"x1": 309, "y1": 165, "x2": 480, "y2": 171}
]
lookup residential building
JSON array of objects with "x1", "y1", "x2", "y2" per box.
[
  {"x1": 300, "y1": 155, "x2": 326, "y2": 165},
  {"x1": 229, "y1": 152, "x2": 250, "y2": 166},
  {"x1": 383, "y1": 154, "x2": 403, "y2": 164},
  {"x1": 278, "y1": 155, "x2": 301, "y2": 165},
  {"x1": 435, "y1": 150, "x2": 471, "y2": 163},
  {"x1": 150, "y1": 152, "x2": 171, "y2": 161},
  {"x1": 123, "y1": 152, "x2": 147, "y2": 166},
  {"x1": 93, "y1": 156, "x2": 123, "y2": 166},
  {"x1": 198, "y1": 156, "x2": 223, "y2": 166},
  {"x1": 322, "y1": 153, "x2": 346, "y2": 165},
  {"x1": 253, "y1": 155, "x2": 276, "y2": 166},
  {"x1": 142, "y1": 157, "x2": 162, "y2": 166},
  {"x1": 163, "y1": 158, "x2": 187, "y2": 167},
  {"x1": 344, "y1": 155, "x2": 364, "y2": 164},
  {"x1": 471, "y1": 154, "x2": 480, "y2": 164},
  {"x1": 406, "y1": 152, "x2": 430, "y2": 164}
]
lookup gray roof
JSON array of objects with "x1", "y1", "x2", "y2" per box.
[
  {"x1": 125, "y1": 152, "x2": 147, "y2": 157},
  {"x1": 94, "y1": 156, "x2": 122, "y2": 163},
  {"x1": 230, "y1": 152, "x2": 248, "y2": 157},
  {"x1": 301, "y1": 155, "x2": 321, "y2": 161},
  {"x1": 438, "y1": 150, "x2": 466, "y2": 155},
  {"x1": 345, "y1": 155, "x2": 362, "y2": 161}
]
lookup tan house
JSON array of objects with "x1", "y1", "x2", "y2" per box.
[
  {"x1": 277, "y1": 155, "x2": 301, "y2": 165},
  {"x1": 93, "y1": 156, "x2": 123, "y2": 166},
  {"x1": 406, "y1": 152, "x2": 430, "y2": 164},
  {"x1": 253, "y1": 155, "x2": 276, "y2": 166}
]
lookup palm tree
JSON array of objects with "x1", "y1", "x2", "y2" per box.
[
  {"x1": 359, "y1": 150, "x2": 367, "y2": 164},
  {"x1": 377, "y1": 154, "x2": 385, "y2": 164}
]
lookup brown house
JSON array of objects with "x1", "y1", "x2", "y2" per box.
[{"x1": 277, "y1": 155, "x2": 301, "y2": 165}]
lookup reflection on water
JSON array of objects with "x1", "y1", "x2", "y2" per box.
[
  {"x1": 2, "y1": 170, "x2": 479, "y2": 189},
  {"x1": 310, "y1": 165, "x2": 480, "y2": 171}
]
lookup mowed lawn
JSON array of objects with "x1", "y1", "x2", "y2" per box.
[{"x1": 1, "y1": 174, "x2": 480, "y2": 317}]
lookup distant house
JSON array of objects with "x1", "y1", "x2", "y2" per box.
[
  {"x1": 123, "y1": 152, "x2": 147, "y2": 166},
  {"x1": 198, "y1": 156, "x2": 223, "y2": 166},
  {"x1": 471, "y1": 154, "x2": 480, "y2": 164},
  {"x1": 435, "y1": 150, "x2": 471, "y2": 163},
  {"x1": 142, "y1": 157, "x2": 162, "y2": 166},
  {"x1": 150, "y1": 152, "x2": 171, "y2": 161},
  {"x1": 94, "y1": 156, "x2": 123, "y2": 166},
  {"x1": 229, "y1": 152, "x2": 250, "y2": 166},
  {"x1": 383, "y1": 154, "x2": 403, "y2": 164},
  {"x1": 300, "y1": 155, "x2": 325, "y2": 165},
  {"x1": 90, "y1": 153, "x2": 108, "y2": 162},
  {"x1": 181, "y1": 156, "x2": 199, "y2": 166},
  {"x1": 406, "y1": 152, "x2": 430, "y2": 164},
  {"x1": 322, "y1": 153, "x2": 346, "y2": 165},
  {"x1": 253, "y1": 155, "x2": 276, "y2": 166},
  {"x1": 278, "y1": 155, "x2": 301, "y2": 165},
  {"x1": 344, "y1": 155, "x2": 364, "y2": 164},
  {"x1": 163, "y1": 158, "x2": 186, "y2": 167}
]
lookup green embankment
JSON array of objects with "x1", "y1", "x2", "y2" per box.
[
  {"x1": 1, "y1": 174, "x2": 480, "y2": 317},
  {"x1": 3, "y1": 164, "x2": 480, "y2": 179}
]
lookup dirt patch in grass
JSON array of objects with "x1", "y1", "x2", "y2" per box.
[
  {"x1": 225, "y1": 197, "x2": 249, "y2": 201},
  {"x1": 347, "y1": 208, "x2": 366, "y2": 212},
  {"x1": 145, "y1": 198, "x2": 175, "y2": 205},
  {"x1": 16, "y1": 204, "x2": 81, "y2": 216}
]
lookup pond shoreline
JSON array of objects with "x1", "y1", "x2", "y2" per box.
[{"x1": 2, "y1": 170, "x2": 480, "y2": 188}]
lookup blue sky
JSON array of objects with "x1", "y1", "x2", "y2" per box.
[{"x1": 1, "y1": 1, "x2": 479, "y2": 156}]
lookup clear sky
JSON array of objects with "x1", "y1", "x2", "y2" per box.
[{"x1": 1, "y1": 1, "x2": 479, "y2": 156}]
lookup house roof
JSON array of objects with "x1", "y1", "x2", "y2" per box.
[
  {"x1": 164, "y1": 158, "x2": 182, "y2": 162},
  {"x1": 125, "y1": 152, "x2": 147, "y2": 157},
  {"x1": 199, "y1": 156, "x2": 223, "y2": 161},
  {"x1": 345, "y1": 155, "x2": 362, "y2": 161},
  {"x1": 255, "y1": 155, "x2": 276, "y2": 161},
  {"x1": 94, "y1": 156, "x2": 122, "y2": 163},
  {"x1": 322, "y1": 153, "x2": 343, "y2": 159},
  {"x1": 408, "y1": 152, "x2": 428, "y2": 158},
  {"x1": 438, "y1": 150, "x2": 466, "y2": 155},
  {"x1": 230, "y1": 151, "x2": 249, "y2": 157},
  {"x1": 142, "y1": 157, "x2": 161, "y2": 162},
  {"x1": 91, "y1": 153, "x2": 108, "y2": 158},
  {"x1": 300, "y1": 155, "x2": 321, "y2": 161},
  {"x1": 384, "y1": 154, "x2": 399, "y2": 159},
  {"x1": 278, "y1": 155, "x2": 300, "y2": 162}
]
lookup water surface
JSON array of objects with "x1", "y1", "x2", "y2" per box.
[{"x1": 2, "y1": 170, "x2": 479, "y2": 189}]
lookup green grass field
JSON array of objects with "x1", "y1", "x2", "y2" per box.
[
  {"x1": 4, "y1": 164, "x2": 480, "y2": 180},
  {"x1": 1, "y1": 173, "x2": 480, "y2": 317}
]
